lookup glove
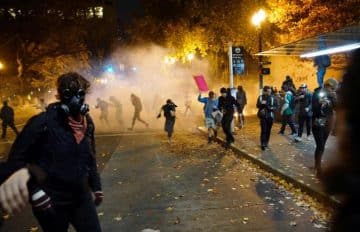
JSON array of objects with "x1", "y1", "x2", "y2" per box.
[{"x1": 93, "y1": 191, "x2": 104, "y2": 206}]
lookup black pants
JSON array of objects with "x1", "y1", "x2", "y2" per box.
[
  {"x1": 260, "y1": 117, "x2": 273, "y2": 146},
  {"x1": 237, "y1": 106, "x2": 245, "y2": 125},
  {"x1": 298, "y1": 114, "x2": 311, "y2": 137},
  {"x1": 280, "y1": 114, "x2": 297, "y2": 134},
  {"x1": 164, "y1": 117, "x2": 175, "y2": 138},
  {"x1": 33, "y1": 192, "x2": 101, "y2": 232},
  {"x1": 312, "y1": 124, "x2": 331, "y2": 172},
  {"x1": 1, "y1": 121, "x2": 19, "y2": 139},
  {"x1": 222, "y1": 113, "x2": 234, "y2": 144}
]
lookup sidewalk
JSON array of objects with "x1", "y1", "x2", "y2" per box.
[{"x1": 198, "y1": 116, "x2": 339, "y2": 207}]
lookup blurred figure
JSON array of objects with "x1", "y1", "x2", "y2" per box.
[
  {"x1": 218, "y1": 87, "x2": 240, "y2": 148},
  {"x1": 281, "y1": 75, "x2": 296, "y2": 93},
  {"x1": 236, "y1": 85, "x2": 247, "y2": 128},
  {"x1": 257, "y1": 86, "x2": 277, "y2": 150},
  {"x1": 294, "y1": 84, "x2": 313, "y2": 142},
  {"x1": 0, "y1": 73, "x2": 102, "y2": 231},
  {"x1": 129, "y1": 93, "x2": 148, "y2": 131},
  {"x1": 95, "y1": 97, "x2": 109, "y2": 125},
  {"x1": 198, "y1": 91, "x2": 219, "y2": 144},
  {"x1": 157, "y1": 99, "x2": 177, "y2": 144},
  {"x1": 184, "y1": 96, "x2": 192, "y2": 116},
  {"x1": 322, "y1": 49, "x2": 360, "y2": 231},
  {"x1": 109, "y1": 96, "x2": 124, "y2": 128},
  {"x1": 314, "y1": 55, "x2": 331, "y2": 87},
  {"x1": 312, "y1": 78, "x2": 338, "y2": 177},
  {"x1": 279, "y1": 85, "x2": 297, "y2": 135},
  {"x1": 0, "y1": 100, "x2": 19, "y2": 139}
]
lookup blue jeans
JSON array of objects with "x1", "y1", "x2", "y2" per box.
[{"x1": 317, "y1": 67, "x2": 326, "y2": 87}]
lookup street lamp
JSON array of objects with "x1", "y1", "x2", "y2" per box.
[
  {"x1": 0, "y1": 61, "x2": 4, "y2": 70},
  {"x1": 252, "y1": 9, "x2": 266, "y2": 92},
  {"x1": 186, "y1": 53, "x2": 194, "y2": 62}
]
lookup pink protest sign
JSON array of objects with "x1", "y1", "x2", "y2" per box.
[{"x1": 193, "y1": 75, "x2": 209, "y2": 92}]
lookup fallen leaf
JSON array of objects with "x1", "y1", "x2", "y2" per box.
[
  {"x1": 114, "y1": 216, "x2": 122, "y2": 221},
  {"x1": 174, "y1": 217, "x2": 181, "y2": 225},
  {"x1": 29, "y1": 226, "x2": 39, "y2": 232},
  {"x1": 98, "y1": 212, "x2": 104, "y2": 216},
  {"x1": 166, "y1": 207, "x2": 173, "y2": 212},
  {"x1": 289, "y1": 221, "x2": 297, "y2": 227}
]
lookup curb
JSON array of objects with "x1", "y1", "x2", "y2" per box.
[{"x1": 197, "y1": 127, "x2": 340, "y2": 208}]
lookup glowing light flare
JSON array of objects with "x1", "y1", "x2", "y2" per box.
[
  {"x1": 300, "y1": 43, "x2": 360, "y2": 58},
  {"x1": 187, "y1": 53, "x2": 195, "y2": 61},
  {"x1": 252, "y1": 9, "x2": 266, "y2": 27},
  {"x1": 0, "y1": 62, "x2": 4, "y2": 70},
  {"x1": 164, "y1": 56, "x2": 176, "y2": 65}
]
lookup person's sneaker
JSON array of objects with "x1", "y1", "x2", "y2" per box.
[
  {"x1": 306, "y1": 135, "x2": 312, "y2": 141},
  {"x1": 294, "y1": 136, "x2": 302, "y2": 142}
]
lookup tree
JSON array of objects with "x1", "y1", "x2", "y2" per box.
[{"x1": 266, "y1": 0, "x2": 360, "y2": 44}]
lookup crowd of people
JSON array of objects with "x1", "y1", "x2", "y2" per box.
[{"x1": 0, "y1": 49, "x2": 359, "y2": 231}]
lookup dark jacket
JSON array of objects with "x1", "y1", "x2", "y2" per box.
[
  {"x1": 5, "y1": 103, "x2": 101, "y2": 203},
  {"x1": 162, "y1": 103, "x2": 176, "y2": 119},
  {"x1": 295, "y1": 91, "x2": 312, "y2": 116},
  {"x1": 236, "y1": 90, "x2": 247, "y2": 107},
  {"x1": 256, "y1": 94, "x2": 277, "y2": 119},
  {"x1": 218, "y1": 95, "x2": 239, "y2": 115},
  {"x1": 312, "y1": 87, "x2": 336, "y2": 119},
  {"x1": 0, "y1": 105, "x2": 14, "y2": 123}
]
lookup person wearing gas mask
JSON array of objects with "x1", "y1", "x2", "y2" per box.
[
  {"x1": 218, "y1": 87, "x2": 240, "y2": 148},
  {"x1": 0, "y1": 72, "x2": 103, "y2": 232},
  {"x1": 257, "y1": 86, "x2": 278, "y2": 150},
  {"x1": 294, "y1": 84, "x2": 313, "y2": 142},
  {"x1": 312, "y1": 78, "x2": 337, "y2": 177}
]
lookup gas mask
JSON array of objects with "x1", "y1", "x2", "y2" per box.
[{"x1": 60, "y1": 88, "x2": 89, "y2": 116}]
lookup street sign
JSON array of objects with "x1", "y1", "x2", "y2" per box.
[{"x1": 232, "y1": 46, "x2": 245, "y2": 75}]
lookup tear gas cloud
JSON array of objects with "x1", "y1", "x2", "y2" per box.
[{"x1": 86, "y1": 45, "x2": 210, "y2": 133}]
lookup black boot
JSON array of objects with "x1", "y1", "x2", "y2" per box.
[{"x1": 208, "y1": 137, "x2": 212, "y2": 144}]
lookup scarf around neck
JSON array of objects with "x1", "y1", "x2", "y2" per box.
[{"x1": 67, "y1": 116, "x2": 87, "y2": 144}]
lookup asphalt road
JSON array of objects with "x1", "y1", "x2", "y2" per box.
[{"x1": 0, "y1": 131, "x2": 328, "y2": 231}]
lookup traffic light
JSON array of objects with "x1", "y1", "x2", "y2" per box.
[{"x1": 261, "y1": 67, "x2": 270, "y2": 75}]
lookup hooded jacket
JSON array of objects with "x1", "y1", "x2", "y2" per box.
[{"x1": 5, "y1": 103, "x2": 101, "y2": 204}]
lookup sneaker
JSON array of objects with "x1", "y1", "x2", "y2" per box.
[
  {"x1": 294, "y1": 136, "x2": 302, "y2": 142},
  {"x1": 306, "y1": 135, "x2": 312, "y2": 141}
]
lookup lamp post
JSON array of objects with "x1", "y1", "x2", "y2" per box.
[
  {"x1": 0, "y1": 61, "x2": 4, "y2": 101},
  {"x1": 252, "y1": 9, "x2": 266, "y2": 93}
]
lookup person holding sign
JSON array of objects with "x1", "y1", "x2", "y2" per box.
[{"x1": 198, "y1": 91, "x2": 219, "y2": 144}]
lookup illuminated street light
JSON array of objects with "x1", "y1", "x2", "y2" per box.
[
  {"x1": 164, "y1": 56, "x2": 176, "y2": 65},
  {"x1": 252, "y1": 9, "x2": 266, "y2": 27},
  {"x1": 0, "y1": 61, "x2": 4, "y2": 70},
  {"x1": 187, "y1": 53, "x2": 194, "y2": 61},
  {"x1": 252, "y1": 9, "x2": 267, "y2": 93}
]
